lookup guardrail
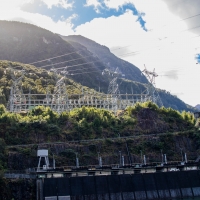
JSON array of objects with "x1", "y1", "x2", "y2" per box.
[{"x1": 5, "y1": 161, "x2": 200, "y2": 179}]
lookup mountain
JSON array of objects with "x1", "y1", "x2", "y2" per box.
[
  {"x1": 0, "y1": 20, "x2": 196, "y2": 111},
  {"x1": 0, "y1": 20, "x2": 108, "y2": 92},
  {"x1": 61, "y1": 35, "x2": 196, "y2": 112},
  {"x1": 61, "y1": 35, "x2": 148, "y2": 84},
  {"x1": 0, "y1": 20, "x2": 147, "y2": 93},
  {"x1": 195, "y1": 104, "x2": 200, "y2": 111}
]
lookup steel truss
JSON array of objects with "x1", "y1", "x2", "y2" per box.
[
  {"x1": 8, "y1": 92, "x2": 148, "y2": 113},
  {"x1": 142, "y1": 65, "x2": 163, "y2": 107},
  {"x1": 7, "y1": 67, "x2": 150, "y2": 113}
]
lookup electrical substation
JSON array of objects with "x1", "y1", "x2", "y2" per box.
[{"x1": 7, "y1": 65, "x2": 163, "y2": 113}]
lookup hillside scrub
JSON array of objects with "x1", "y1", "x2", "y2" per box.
[
  {"x1": 0, "y1": 102, "x2": 196, "y2": 146},
  {"x1": 0, "y1": 102, "x2": 198, "y2": 171}
]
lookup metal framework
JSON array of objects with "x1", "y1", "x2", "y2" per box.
[
  {"x1": 102, "y1": 68, "x2": 123, "y2": 113},
  {"x1": 7, "y1": 67, "x2": 150, "y2": 113},
  {"x1": 142, "y1": 65, "x2": 163, "y2": 107},
  {"x1": 7, "y1": 69, "x2": 26, "y2": 112},
  {"x1": 50, "y1": 67, "x2": 69, "y2": 113},
  {"x1": 7, "y1": 92, "x2": 147, "y2": 113}
]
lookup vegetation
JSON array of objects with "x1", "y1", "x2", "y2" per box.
[
  {"x1": 0, "y1": 101, "x2": 197, "y2": 170},
  {"x1": 0, "y1": 60, "x2": 101, "y2": 105},
  {"x1": 0, "y1": 101, "x2": 195, "y2": 146}
]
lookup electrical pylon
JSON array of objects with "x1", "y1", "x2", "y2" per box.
[
  {"x1": 50, "y1": 67, "x2": 68, "y2": 113},
  {"x1": 7, "y1": 69, "x2": 26, "y2": 112},
  {"x1": 102, "y1": 67, "x2": 122, "y2": 113},
  {"x1": 142, "y1": 65, "x2": 163, "y2": 107}
]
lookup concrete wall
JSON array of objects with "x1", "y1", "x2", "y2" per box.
[{"x1": 42, "y1": 170, "x2": 200, "y2": 200}]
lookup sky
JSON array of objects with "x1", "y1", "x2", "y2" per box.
[{"x1": 0, "y1": 0, "x2": 200, "y2": 107}]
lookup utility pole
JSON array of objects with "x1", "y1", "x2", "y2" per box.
[
  {"x1": 140, "y1": 150, "x2": 143, "y2": 165},
  {"x1": 75, "y1": 153, "x2": 79, "y2": 168},
  {"x1": 119, "y1": 151, "x2": 122, "y2": 166},
  {"x1": 98, "y1": 152, "x2": 102, "y2": 167}
]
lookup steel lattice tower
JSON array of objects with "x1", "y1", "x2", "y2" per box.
[
  {"x1": 7, "y1": 69, "x2": 26, "y2": 112},
  {"x1": 51, "y1": 67, "x2": 68, "y2": 113},
  {"x1": 142, "y1": 65, "x2": 163, "y2": 107},
  {"x1": 103, "y1": 68, "x2": 122, "y2": 113}
]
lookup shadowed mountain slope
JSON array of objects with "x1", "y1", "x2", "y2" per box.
[{"x1": 62, "y1": 35, "x2": 148, "y2": 84}]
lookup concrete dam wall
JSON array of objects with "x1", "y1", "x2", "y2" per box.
[{"x1": 42, "y1": 170, "x2": 200, "y2": 200}]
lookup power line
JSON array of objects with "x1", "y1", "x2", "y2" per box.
[
  {"x1": 26, "y1": 10, "x2": 200, "y2": 72},
  {"x1": 68, "y1": 65, "x2": 98, "y2": 73},
  {"x1": 149, "y1": 8, "x2": 200, "y2": 34},
  {"x1": 119, "y1": 31, "x2": 200, "y2": 57},
  {"x1": 114, "y1": 33, "x2": 200, "y2": 59},
  {"x1": 25, "y1": 0, "x2": 199, "y2": 69},
  {"x1": 70, "y1": 69, "x2": 101, "y2": 76},
  {"x1": 111, "y1": 7, "x2": 200, "y2": 53},
  {"x1": 55, "y1": 60, "x2": 102, "y2": 70},
  {"x1": 35, "y1": 30, "x2": 199, "y2": 74},
  {"x1": 39, "y1": 54, "x2": 97, "y2": 69},
  {"x1": 26, "y1": 1, "x2": 198, "y2": 67},
  {"x1": 28, "y1": 50, "x2": 83, "y2": 65},
  {"x1": 25, "y1": 11, "x2": 200, "y2": 75}
]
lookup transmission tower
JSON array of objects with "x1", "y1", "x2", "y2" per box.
[
  {"x1": 102, "y1": 67, "x2": 122, "y2": 113},
  {"x1": 50, "y1": 67, "x2": 68, "y2": 113},
  {"x1": 7, "y1": 69, "x2": 26, "y2": 112},
  {"x1": 142, "y1": 65, "x2": 163, "y2": 107}
]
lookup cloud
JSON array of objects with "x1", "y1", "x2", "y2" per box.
[
  {"x1": 85, "y1": 0, "x2": 131, "y2": 11},
  {"x1": 103, "y1": 0, "x2": 130, "y2": 10},
  {"x1": 40, "y1": 0, "x2": 73, "y2": 9},
  {"x1": 65, "y1": 13, "x2": 78, "y2": 28},
  {"x1": 74, "y1": 1, "x2": 200, "y2": 106},
  {"x1": 0, "y1": 6, "x2": 75, "y2": 35},
  {"x1": 161, "y1": 0, "x2": 200, "y2": 35},
  {"x1": 75, "y1": 9, "x2": 144, "y2": 46},
  {"x1": 85, "y1": 0, "x2": 102, "y2": 8},
  {"x1": 0, "y1": 0, "x2": 73, "y2": 10},
  {"x1": 0, "y1": 0, "x2": 32, "y2": 9},
  {"x1": 84, "y1": 0, "x2": 103, "y2": 13},
  {"x1": 163, "y1": 70, "x2": 179, "y2": 80}
]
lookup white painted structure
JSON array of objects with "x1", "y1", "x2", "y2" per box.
[{"x1": 37, "y1": 149, "x2": 50, "y2": 171}]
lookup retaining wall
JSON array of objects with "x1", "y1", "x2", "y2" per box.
[{"x1": 41, "y1": 170, "x2": 200, "y2": 200}]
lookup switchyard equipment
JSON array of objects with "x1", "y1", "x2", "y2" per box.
[
  {"x1": 50, "y1": 67, "x2": 69, "y2": 113},
  {"x1": 7, "y1": 66, "x2": 155, "y2": 113},
  {"x1": 102, "y1": 67, "x2": 122, "y2": 113}
]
